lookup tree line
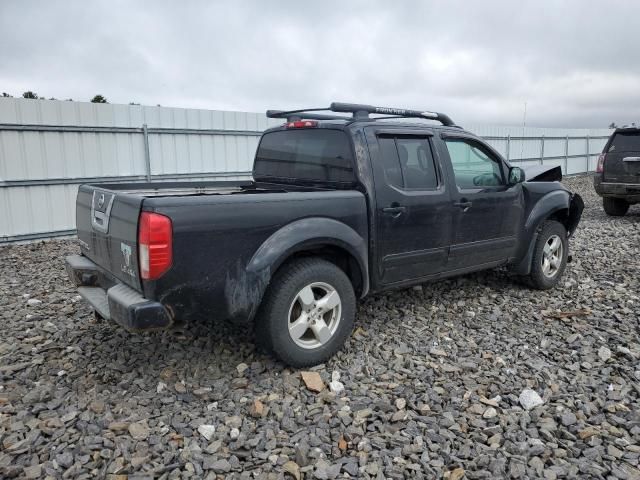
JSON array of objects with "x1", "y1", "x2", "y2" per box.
[{"x1": 1, "y1": 91, "x2": 144, "y2": 105}]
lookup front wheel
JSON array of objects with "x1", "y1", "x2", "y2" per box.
[
  {"x1": 255, "y1": 258, "x2": 356, "y2": 368},
  {"x1": 527, "y1": 220, "x2": 569, "y2": 290},
  {"x1": 603, "y1": 197, "x2": 629, "y2": 216}
]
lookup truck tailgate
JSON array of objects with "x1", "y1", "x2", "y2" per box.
[{"x1": 76, "y1": 185, "x2": 143, "y2": 290}]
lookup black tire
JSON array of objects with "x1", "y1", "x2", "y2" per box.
[
  {"x1": 527, "y1": 220, "x2": 569, "y2": 290},
  {"x1": 603, "y1": 197, "x2": 629, "y2": 216},
  {"x1": 255, "y1": 258, "x2": 356, "y2": 368}
]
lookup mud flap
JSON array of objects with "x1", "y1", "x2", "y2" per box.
[{"x1": 567, "y1": 193, "x2": 584, "y2": 237}]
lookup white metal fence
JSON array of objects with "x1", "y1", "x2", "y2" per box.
[{"x1": 0, "y1": 98, "x2": 610, "y2": 243}]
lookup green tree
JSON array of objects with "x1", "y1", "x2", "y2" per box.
[
  {"x1": 22, "y1": 91, "x2": 39, "y2": 99},
  {"x1": 609, "y1": 122, "x2": 618, "y2": 129},
  {"x1": 91, "y1": 94, "x2": 108, "y2": 103}
]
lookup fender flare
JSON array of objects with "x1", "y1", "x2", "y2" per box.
[
  {"x1": 235, "y1": 217, "x2": 368, "y2": 322},
  {"x1": 524, "y1": 189, "x2": 572, "y2": 232},
  {"x1": 248, "y1": 217, "x2": 368, "y2": 289},
  {"x1": 512, "y1": 189, "x2": 575, "y2": 275}
]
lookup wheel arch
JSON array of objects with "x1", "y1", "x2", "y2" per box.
[
  {"x1": 511, "y1": 190, "x2": 583, "y2": 275},
  {"x1": 238, "y1": 217, "x2": 368, "y2": 323},
  {"x1": 524, "y1": 190, "x2": 571, "y2": 232}
]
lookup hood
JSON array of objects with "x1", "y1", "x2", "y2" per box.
[{"x1": 521, "y1": 164, "x2": 563, "y2": 182}]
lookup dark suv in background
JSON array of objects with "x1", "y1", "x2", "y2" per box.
[{"x1": 595, "y1": 126, "x2": 640, "y2": 216}]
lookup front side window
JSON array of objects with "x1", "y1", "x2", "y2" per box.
[
  {"x1": 445, "y1": 138, "x2": 504, "y2": 188},
  {"x1": 377, "y1": 135, "x2": 438, "y2": 189}
]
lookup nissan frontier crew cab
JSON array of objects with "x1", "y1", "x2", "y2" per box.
[{"x1": 66, "y1": 102, "x2": 584, "y2": 367}]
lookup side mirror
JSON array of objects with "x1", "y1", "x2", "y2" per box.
[{"x1": 508, "y1": 166, "x2": 525, "y2": 185}]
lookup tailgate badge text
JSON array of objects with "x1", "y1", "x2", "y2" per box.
[{"x1": 121, "y1": 242, "x2": 135, "y2": 277}]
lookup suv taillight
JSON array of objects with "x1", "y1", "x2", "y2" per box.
[
  {"x1": 596, "y1": 153, "x2": 606, "y2": 173},
  {"x1": 138, "y1": 212, "x2": 172, "y2": 280}
]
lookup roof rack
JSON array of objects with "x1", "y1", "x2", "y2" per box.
[
  {"x1": 266, "y1": 102, "x2": 456, "y2": 127},
  {"x1": 265, "y1": 109, "x2": 348, "y2": 122}
]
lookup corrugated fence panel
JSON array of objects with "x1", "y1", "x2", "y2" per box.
[
  {"x1": 467, "y1": 124, "x2": 610, "y2": 174},
  {"x1": 1, "y1": 184, "x2": 79, "y2": 238},
  {"x1": 147, "y1": 133, "x2": 259, "y2": 176},
  {"x1": 0, "y1": 98, "x2": 613, "y2": 242}
]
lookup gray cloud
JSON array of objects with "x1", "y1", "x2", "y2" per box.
[{"x1": 1, "y1": 0, "x2": 639, "y2": 127}]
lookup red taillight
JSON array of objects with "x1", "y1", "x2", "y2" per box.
[
  {"x1": 138, "y1": 212, "x2": 172, "y2": 280},
  {"x1": 596, "y1": 153, "x2": 606, "y2": 173},
  {"x1": 285, "y1": 120, "x2": 318, "y2": 128}
]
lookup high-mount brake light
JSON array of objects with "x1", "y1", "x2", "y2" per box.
[
  {"x1": 138, "y1": 212, "x2": 173, "y2": 280},
  {"x1": 285, "y1": 120, "x2": 318, "y2": 128},
  {"x1": 596, "y1": 153, "x2": 606, "y2": 173}
]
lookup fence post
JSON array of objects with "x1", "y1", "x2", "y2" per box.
[
  {"x1": 142, "y1": 123, "x2": 151, "y2": 182},
  {"x1": 540, "y1": 135, "x2": 545, "y2": 165},
  {"x1": 586, "y1": 135, "x2": 590, "y2": 173},
  {"x1": 506, "y1": 134, "x2": 511, "y2": 161},
  {"x1": 564, "y1": 135, "x2": 569, "y2": 174}
]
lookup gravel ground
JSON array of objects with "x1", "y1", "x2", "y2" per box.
[{"x1": 1, "y1": 174, "x2": 639, "y2": 480}]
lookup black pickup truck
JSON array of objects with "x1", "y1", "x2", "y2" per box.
[{"x1": 66, "y1": 102, "x2": 584, "y2": 367}]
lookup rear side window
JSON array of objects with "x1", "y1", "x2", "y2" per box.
[
  {"x1": 377, "y1": 136, "x2": 438, "y2": 189},
  {"x1": 254, "y1": 129, "x2": 355, "y2": 183},
  {"x1": 608, "y1": 132, "x2": 640, "y2": 153}
]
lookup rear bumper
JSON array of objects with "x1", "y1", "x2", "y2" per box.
[
  {"x1": 594, "y1": 177, "x2": 640, "y2": 202},
  {"x1": 65, "y1": 255, "x2": 173, "y2": 331}
]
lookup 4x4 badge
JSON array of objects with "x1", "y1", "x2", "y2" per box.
[{"x1": 120, "y1": 242, "x2": 135, "y2": 277}]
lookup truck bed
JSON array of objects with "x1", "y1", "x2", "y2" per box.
[{"x1": 75, "y1": 179, "x2": 368, "y2": 324}]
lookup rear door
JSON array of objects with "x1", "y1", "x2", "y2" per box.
[
  {"x1": 604, "y1": 130, "x2": 640, "y2": 183},
  {"x1": 438, "y1": 134, "x2": 523, "y2": 270},
  {"x1": 365, "y1": 127, "x2": 452, "y2": 285},
  {"x1": 76, "y1": 185, "x2": 143, "y2": 289}
]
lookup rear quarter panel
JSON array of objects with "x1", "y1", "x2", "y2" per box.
[{"x1": 142, "y1": 190, "x2": 368, "y2": 324}]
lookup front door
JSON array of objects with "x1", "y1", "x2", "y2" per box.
[
  {"x1": 365, "y1": 127, "x2": 453, "y2": 285},
  {"x1": 440, "y1": 135, "x2": 523, "y2": 270}
]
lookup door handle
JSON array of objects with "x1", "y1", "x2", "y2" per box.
[
  {"x1": 382, "y1": 206, "x2": 407, "y2": 217},
  {"x1": 453, "y1": 200, "x2": 472, "y2": 212}
]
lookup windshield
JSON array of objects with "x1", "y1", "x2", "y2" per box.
[{"x1": 254, "y1": 129, "x2": 355, "y2": 183}]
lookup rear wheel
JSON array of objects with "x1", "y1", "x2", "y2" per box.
[
  {"x1": 603, "y1": 197, "x2": 629, "y2": 216},
  {"x1": 527, "y1": 220, "x2": 568, "y2": 290},
  {"x1": 255, "y1": 258, "x2": 356, "y2": 368}
]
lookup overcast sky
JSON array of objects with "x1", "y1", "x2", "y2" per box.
[{"x1": 1, "y1": 1, "x2": 638, "y2": 127}]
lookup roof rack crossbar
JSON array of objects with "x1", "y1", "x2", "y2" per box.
[
  {"x1": 266, "y1": 103, "x2": 456, "y2": 127},
  {"x1": 266, "y1": 109, "x2": 349, "y2": 122},
  {"x1": 329, "y1": 102, "x2": 456, "y2": 126}
]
